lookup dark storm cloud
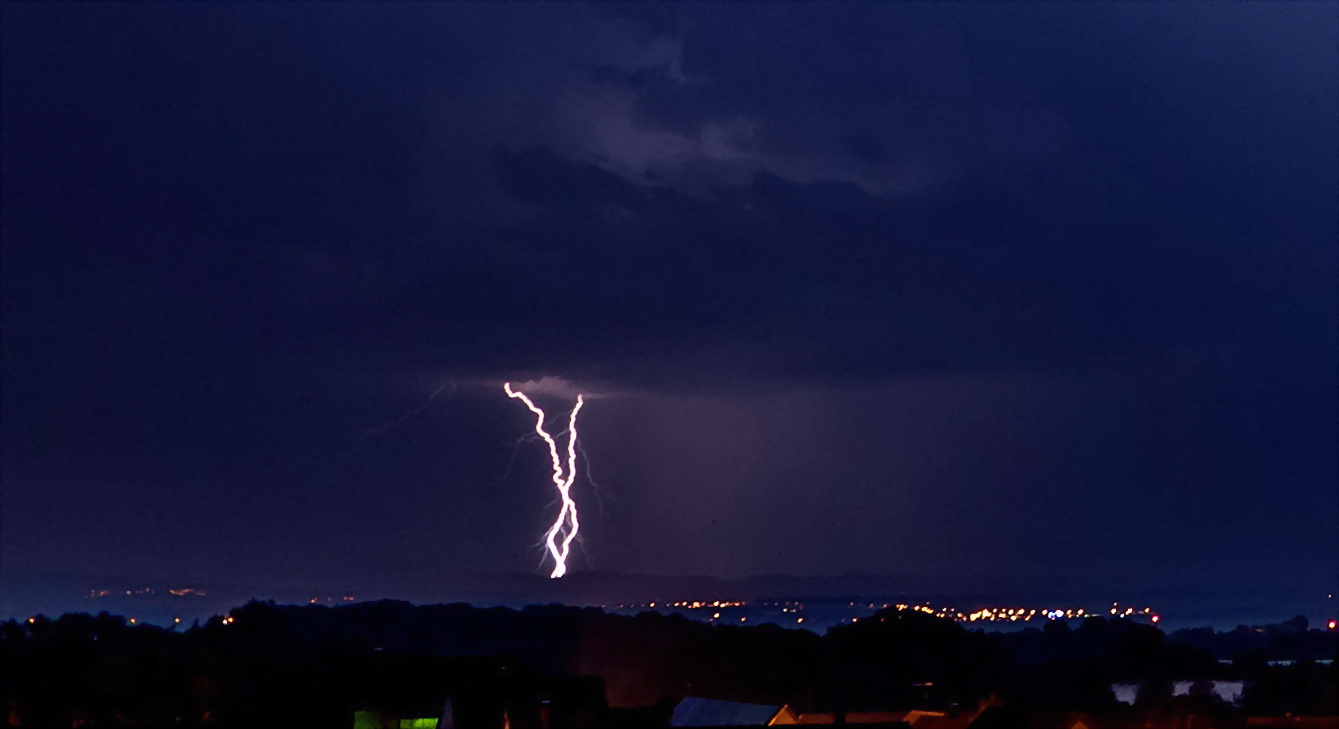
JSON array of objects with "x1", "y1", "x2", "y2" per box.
[
  {"x1": 2, "y1": 3, "x2": 1334, "y2": 588},
  {"x1": 4, "y1": 3, "x2": 1330, "y2": 394}
]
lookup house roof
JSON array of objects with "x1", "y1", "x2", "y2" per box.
[
  {"x1": 903, "y1": 711, "x2": 973, "y2": 729},
  {"x1": 670, "y1": 698, "x2": 787, "y2": 727},
  {"x1": 796, "y1": 713, "x2": 906, "y2": 725},
  {"x1": 847, "y1": 713, "x2": 907, "y2": 725}
]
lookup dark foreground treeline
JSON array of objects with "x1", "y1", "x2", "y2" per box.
[{"x1": 1, "y1": 600, "x2": 1335, "y2": 728}]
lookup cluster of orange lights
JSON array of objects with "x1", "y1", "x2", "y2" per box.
[
  {"x1": 841, "y1": 602, "x2": 1159, "y2": 624},
  {"x1": 611, "y1": 600, "x2": 747, "y2": 610},
  {"x1": 607, "y1": 598, "x2": 1165, "y2": 628},
  {"x1": 956, "y1": 603, "x2": 1157, "y2": 624}
]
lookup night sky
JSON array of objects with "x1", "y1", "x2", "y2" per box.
[{"x1": 2, "y1": 3, "x2": 1335, "y2": 598}]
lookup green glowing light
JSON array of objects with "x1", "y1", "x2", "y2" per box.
[{"x1": 353, "y1": 711, "x2": 438, "y2": 729}]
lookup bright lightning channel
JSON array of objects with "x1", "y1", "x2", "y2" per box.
[{"x1": 504, "y1": 382, "x2": 585, "y2": 579}]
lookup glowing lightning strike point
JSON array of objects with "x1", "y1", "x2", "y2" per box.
[{"x1": 504, "y1": 382, "x2": 585, "y2": 579}]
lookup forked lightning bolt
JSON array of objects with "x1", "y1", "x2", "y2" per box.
[{"x1": 504, "y1": 382, "x2": 585, "y2": 579}]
